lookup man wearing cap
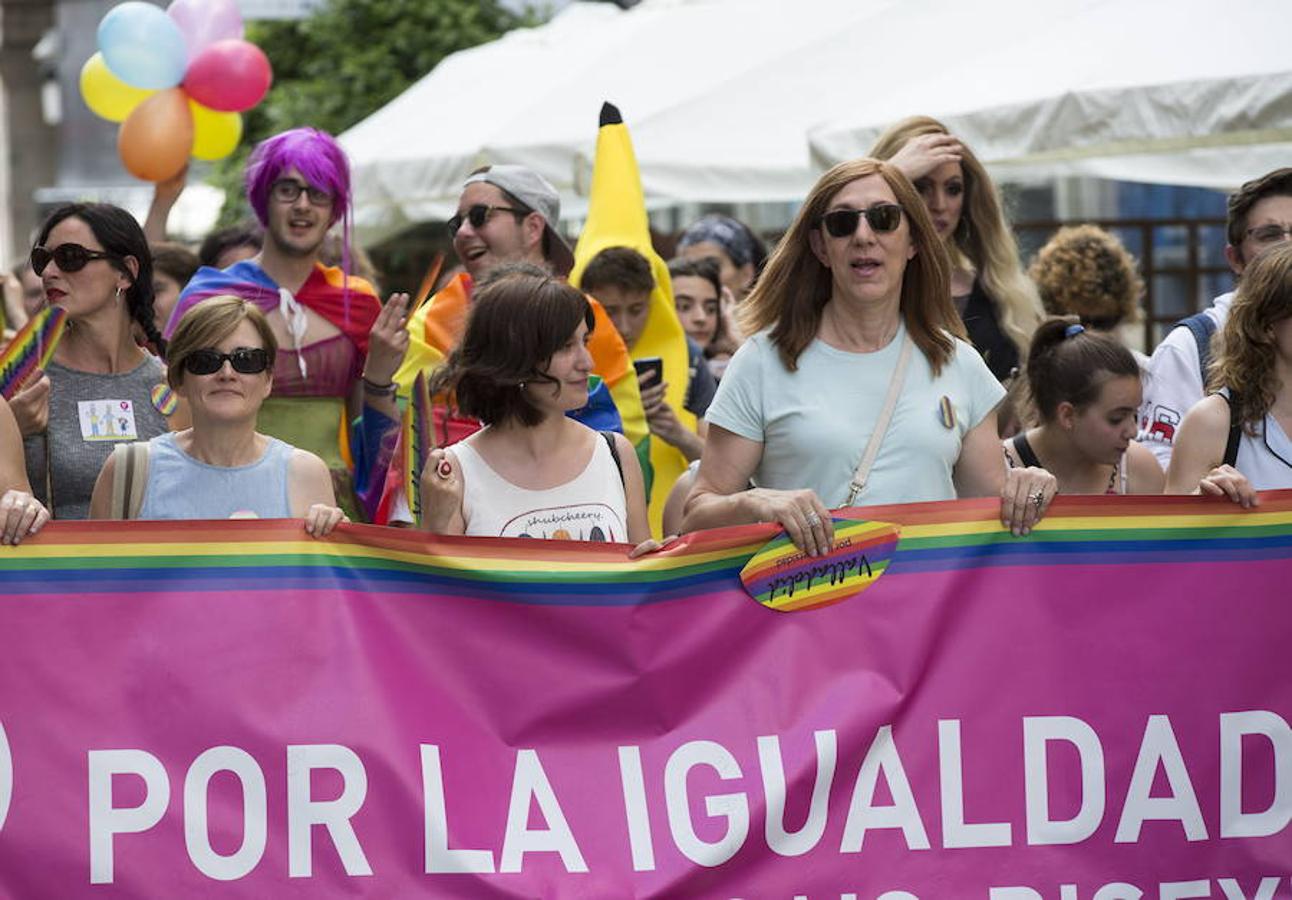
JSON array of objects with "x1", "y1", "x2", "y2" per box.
[{"x1": 360, "y1": 164, "x2": 648, "y2": 523}]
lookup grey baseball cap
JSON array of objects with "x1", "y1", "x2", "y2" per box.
[{"x1": 463, "y1": 165, "x2": 575, "y2": 276}]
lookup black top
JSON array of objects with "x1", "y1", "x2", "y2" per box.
[{"x1": 960, "y1": 279, "x2": 1020, "y2": 382}]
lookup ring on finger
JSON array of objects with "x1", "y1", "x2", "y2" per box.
[
  {"x1": 805, "y1": 511, "x2": 822, "y2": 528},
  {"x1": 1031, "y1": 490, "x2": 1045, "y2": 511}
]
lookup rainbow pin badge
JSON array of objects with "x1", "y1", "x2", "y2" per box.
[
  {"x1": 939, "y1": 395, "x2": 956, "y2": 429},
  {"x1": 739, "y1": 518, "x2": 901, "y2": 612},
  {"x1": 150, "y1": 383, "x2": 178, "y2": 416}
]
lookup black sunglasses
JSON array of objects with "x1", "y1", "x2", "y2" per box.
[
  {"x1": 30, "y1": 243, "x2": 118, "y2": 276},
  {"x1": 819, "y1": 204, "x2": 904, "y2": 238},
  {"x1": 183, "y1": 347, "x2": 271, "y2": 376},
  {"x1": 446, "y1": 204, "x2": 524, "y2": 237}
]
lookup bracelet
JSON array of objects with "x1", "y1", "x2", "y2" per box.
[{"x1": 362, "y1": 376, "x2": 397, "y2": 396}]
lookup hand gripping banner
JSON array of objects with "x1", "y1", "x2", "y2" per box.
[{"x1": 1, "y1": 493, "x2": 1290, "y2": 897}]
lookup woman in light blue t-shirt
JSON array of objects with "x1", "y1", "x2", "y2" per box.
[{"x1": 684, "y1": 158, "x2": 1056, "y2": 555}]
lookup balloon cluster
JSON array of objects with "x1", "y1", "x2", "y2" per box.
[{"x1": 79, "y1": 0, "x2": 273, "y2": 182}]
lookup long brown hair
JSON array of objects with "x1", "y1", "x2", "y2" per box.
[
  {"x1": 870, "y1": 116, "x2": 1042, "y2": 361},
  {"x1": 739, "y1": 157, "x2": 961, "y2": 373},
  {"x1": 1209, "y1": 242, "x2": 1292, "y2": 431}
]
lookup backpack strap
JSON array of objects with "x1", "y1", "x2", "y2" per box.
[
  {"x1": 1221, "y1": 391, "x2": 1242, "y2": 468},
  {"x1": 1173, "y1": 312, "x2": 1218, "y2": 381},
  {"x1": 110, "y1": 442, "x2": 150, "y2": 520},
  {"x1": 600, "y1": 431, "x2": 624, "y2": 486}
]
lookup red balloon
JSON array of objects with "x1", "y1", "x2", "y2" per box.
[
  {"x1": 183, "y1": 39, "x2": 271, "y2": 113},
  {"x1": 118, "y1": 88, "x2": 194, "y2": 182}
]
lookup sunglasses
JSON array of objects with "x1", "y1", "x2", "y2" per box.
[
  {"x1": 819, "y1": 204, "x2": 904, "y2": 238},
  {"x1": 447, "y1": 204, "x2": 524, "y2": 237},
  {"x1": 183, "y1": 347, "x2": 271, "y2": 376},
  {"x1": 270, "y1": 178, "x2": 334, "y2": 206},
  {"x1": 30, "y1": 243, "x2": 118, "y2": 276}
]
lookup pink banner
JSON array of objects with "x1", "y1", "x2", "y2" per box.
[{"x1": 1, "y1": 495, "x2": 1290, "y2": 897}]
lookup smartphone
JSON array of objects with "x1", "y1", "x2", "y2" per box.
[{"x1": 633, "y1": 356, "x2": 664, "y2": 387}]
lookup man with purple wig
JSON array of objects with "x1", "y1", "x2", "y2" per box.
[{"x1": 165, "y1": 128, "x2": 387, "y2": 520}]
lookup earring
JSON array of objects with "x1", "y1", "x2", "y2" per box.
[
  {"x1": 115, "y1": 286, "x2": 123, "y2": 302},
  {"x1": 519, "y1": 382, "x2": 526, "y2": 390}
]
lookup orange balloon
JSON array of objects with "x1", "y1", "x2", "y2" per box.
[{"x1": 117, "y1": 88, "x2": 194, "y2": 182}]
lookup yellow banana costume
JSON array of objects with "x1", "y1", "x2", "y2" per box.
[{"x1": 571, "y1": 102, "x2": 694, "y2": 538}]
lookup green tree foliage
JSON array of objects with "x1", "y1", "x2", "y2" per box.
[{"x1": 212, "y1": 0, "x2": 538, "y2": 224}]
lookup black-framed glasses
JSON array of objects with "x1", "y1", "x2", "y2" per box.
[
  {"x1": 30, "y1": 243, "x2": 117, "y2": 276},
  {"x1": 1246, "y1": 224, "x2": 1292, "y2": 246},
  {"x1": 447, "y1": 204, "x2": 524, "y2": 237},
  {"x1": 183, "y1": 347, "x2": 271, "y2": 376},
  {"x1": 270, "y1": 178, "x2": 334, "y2": 206},
  {"x1": 819, "y1": 204, "x2": 904, "y2": 238}
]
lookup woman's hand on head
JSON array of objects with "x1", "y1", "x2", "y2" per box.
[
  {"x1": 363, "y1": 292, "x2": 412, "y2": 387},
  {"x1": 303, "y1": 503, "x2": 348, "y2": 538},
  {"x1": 749, "y1": 487, "x2": 834, "y2": 557},
  {"x1": 887, "y1": 133, "x2": 963, "y2": 181},
  {"x1": 1000, "y1": 466, "x2": 1057, "y2": 536},
  {"x1": 0, "y1": 489, "x2": 49, "y2": 545},
  {"x1": 1198, "y1": 464, "x2": 1259, "y2": 508}
]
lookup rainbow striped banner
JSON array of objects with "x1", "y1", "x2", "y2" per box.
[{"x1": 1, "y1": 494, "x2": 1290, "y2": 896}]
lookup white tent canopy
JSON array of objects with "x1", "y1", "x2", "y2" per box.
[
  {"x1": 808, "y1": 0, "x2": 1292, "y2": 187},
  {"x1": 341, "y1": 0, "x2": 1292, "y2": 241}
]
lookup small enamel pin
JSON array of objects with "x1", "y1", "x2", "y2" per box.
[
  {"x1": 939, "y1": 395, "x2": 956, "y2": 429},
  {"x1": 150, "y1": 383, "x2": 178, "y2": 416}
]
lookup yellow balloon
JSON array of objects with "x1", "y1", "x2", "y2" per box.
[
  {"x1": 79, "y1": 52, "x2": 153, "y2": 123},
  {"x1": 189, "y1": 101, "x2": 242, "y2": 161}
]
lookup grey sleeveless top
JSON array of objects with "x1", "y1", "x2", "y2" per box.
[
  {"x1": 23, "y1": 356, "x2": 169, "y2": 520},
  {"x1": 137, "y1": 432, "x2": 294, "y2": 520}
]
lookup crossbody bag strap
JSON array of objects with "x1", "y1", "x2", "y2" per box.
[
  {"x1": 845, "y1": 333, "x2": 914, "y2": 507},
  {"x1": 110, "y1": 442, "x2": 150, "y2": 520}
]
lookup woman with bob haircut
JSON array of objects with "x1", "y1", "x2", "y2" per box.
[
  {"x1": 1005, "y1": 318, "x2": 1163, "y2": 495},
  {"x1": 683, "y1": 158, "x2": 1056, "y2": 555},
  {"x1": 1, "y1": 397, "x2": 50, "y2": 544},
  {"x1": 871, "y1": 116, "x2": 1044, "y2": 382},
  {"x1": 419, "y1": 264, "x2": 654, "y2": 547},
  {"x1": 89, "y1": 295, "x2": 347, "y2": 535},
  {"x1": 17, "y1": 203, "x2": 174, "y2": 520},
  {"x1": 1167, "y1": 242, "x2": 1292, "y2": 504}
]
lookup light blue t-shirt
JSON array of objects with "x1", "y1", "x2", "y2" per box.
[
  {"x1": 705, "y1": 324, "x2": 1005, "y2": 507},
  {"x1": 138, "y1": 432, "x2": 294, "y2": 520}
]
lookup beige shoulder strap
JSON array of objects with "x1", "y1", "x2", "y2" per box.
[
  {"x1": 110, "y1": 442, "x2": 150, "y2": 520},
  {"x1": 845, "y1": 334, "x2": 914, "y2": 507}
]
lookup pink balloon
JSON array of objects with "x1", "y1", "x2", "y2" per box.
[
  {"x1": 166, "y1": 0, "x2": 243, "y2": 58},
  {"x1": 183, "y1": 40, "x2": 272, "y2": 113}
]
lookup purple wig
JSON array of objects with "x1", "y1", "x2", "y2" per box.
[{"x1": 244, "y1": 127, "x2": 351, "y2": 228}]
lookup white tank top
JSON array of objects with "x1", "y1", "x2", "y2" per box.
[{"x1": 452, "y1": 431, "x2": 629, "y2": 542}]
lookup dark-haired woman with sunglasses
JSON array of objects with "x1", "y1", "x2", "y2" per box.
[
  {"x1": 683, "y1": 159, "x2": 1056, "y2": 555},
  {"x1": 18, "y1": 203, "x2": 177, "y2": 520},
  {"x1": 89, "y1": 296, "x2": 346, "y2": 534}
]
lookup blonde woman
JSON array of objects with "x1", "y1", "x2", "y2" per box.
[
  {"x1": 871, "y1": 116, "x2": 1044, "y2": 382},
  {"x1": 1167, "y1": 242, "x2": 1292, "y2": 505},
  {"x1": 89, "y1": 296, "x2": 346, "y2": 535}
]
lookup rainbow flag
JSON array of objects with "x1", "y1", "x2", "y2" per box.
[
  {"x1": 0, "y1": 306, "x2": 67, "y2": 399},
  {"x1": 1, "y1": 494, "x2": 1290, "y2": 895}
]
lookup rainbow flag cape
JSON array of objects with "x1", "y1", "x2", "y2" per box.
[
  {"x1": 0, "y1": 306, "x2": 67, "y2": 399},
  {"x1": 3, "y1": 493, "x2": 1290, "y2": 895},
  {"x1": 571, "y1": 102, "x2": 693, "y2": 538}
]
